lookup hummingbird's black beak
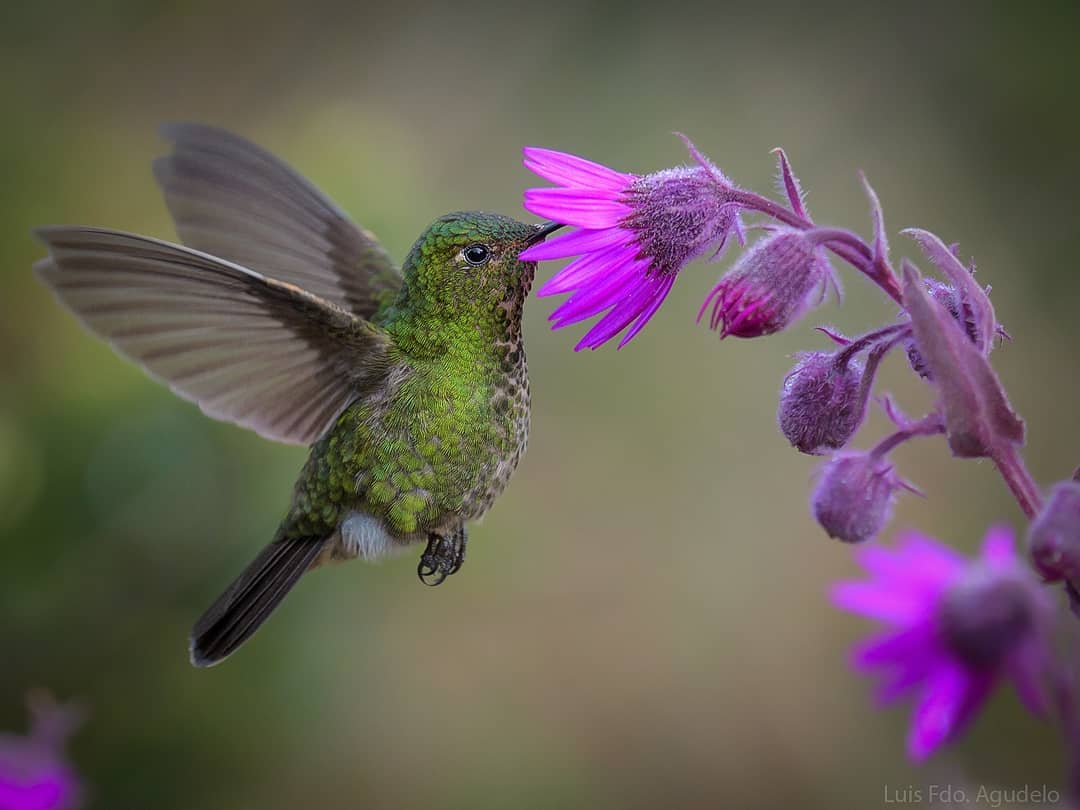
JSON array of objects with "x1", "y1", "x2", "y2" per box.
[{"x1": 525, "y1": 221, "x2": 565, "y2": 246}]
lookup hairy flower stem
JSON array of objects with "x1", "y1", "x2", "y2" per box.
[
  {"x1": 833, "y1": 324, "x2": 909, "y2": 367},
  {"x1": 870, "y1": 413, "x2": 946, "y2": 459},
  {"x1": 729, "y1": 190, "x2": 904, "y2": 305},
  {"x1": 993, "y1": 444, "x2": 1044, "y2": 520}
]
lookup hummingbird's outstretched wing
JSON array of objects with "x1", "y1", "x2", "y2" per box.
[
  {"x1": 34, "y1": 227, "x2": 392, "y2": 446},
  {"x1": 153, "y1": 123, "x2": 403, "y2": 320}
]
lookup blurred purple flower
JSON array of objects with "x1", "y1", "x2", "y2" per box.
[
  {"x1": 833, "y1": 527, "x2": 1053, "y2": 761},
  {"x1": 0, "y1": 693, "x2": 82, "y2": 810},
  {"x1": 520, "y1": 138, "x2": 743, "y2": 350}
]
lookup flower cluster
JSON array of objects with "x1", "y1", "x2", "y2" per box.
[{"x1": 521, "y1": 139, "x2": 1079, "y2": 773}]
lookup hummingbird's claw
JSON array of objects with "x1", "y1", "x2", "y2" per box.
[{"x1": 417, "y1": 526, "x2": 467, "y2": 586}]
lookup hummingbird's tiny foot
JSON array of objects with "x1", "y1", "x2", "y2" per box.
[{"x1": 417, "y1": 527, "x2": 467, "y2": 586}]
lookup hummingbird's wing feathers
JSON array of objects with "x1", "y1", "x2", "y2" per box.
[
  {"x1": 154, "y1": 123, "x2": 403, "y2": 319},
  {"x1": 35, "y1": 226, "x2": 392, "y2": 446}
]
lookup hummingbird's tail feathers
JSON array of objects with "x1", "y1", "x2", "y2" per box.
[
  {"x1": 190, "y1": 536, "x2": 328, "y2": 667},
  {"x1": 155, "y1": 123, "x2": 403, "y2": 320},
  {"x1": 33, "y1": 226, "x2": 393, "y2": 446}
]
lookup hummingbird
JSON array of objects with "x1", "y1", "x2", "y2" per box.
[{"x1": 33, "y1": 123, "x2": 562, "y2": 666}]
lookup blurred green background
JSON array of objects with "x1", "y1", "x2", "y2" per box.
[{"x1": 3, "y1": 1, "x2": 1079, "y2": 807}]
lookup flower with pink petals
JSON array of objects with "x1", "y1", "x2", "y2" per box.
[
  {"x1": 832, "y1": 527, "x2": 1053, "y2": 761},
  {"x1": 699, "y1": 228, "x2": 836, "y2": 338},
  {"x1": 520, "y1": 138, "x2": 743, "y2": 350}
]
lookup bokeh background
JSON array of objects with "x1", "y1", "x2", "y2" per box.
[{"x1": 3, "y1": 1, "x2": 1079, "y2": 807}]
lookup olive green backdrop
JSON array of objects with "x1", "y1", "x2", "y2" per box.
[{"x1": 2, "y1": 1, "x2": 1078, "y2": 807}]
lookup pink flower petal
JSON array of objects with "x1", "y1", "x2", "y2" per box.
[
  {"x1": 906, "y1": 663, "x2": 975, "y2": 761},
  {"x1": 979, "y1": 524, "x2": 1016, "y2": 569},
  {"x1": 618, "y1": 274, "x2": 676, "y2": 347},
  {"x1": 548, "y1": 257, "x2": 644, "y2": 324},
  {"x1": 831, "y1": 582, "x2": 930, "y2": 625},
  {"x1": 1006, "y1": 644, "x2": 1049, "y2": 716},
  {"x1": 538, "y1": 244, "x2": 640, "y2": 297},
  {"x1": 523, "y1": 147, "x2": 633, "y2": 192},
  {"x1": 576, "y1": 274, "x2": 665, "y2": 350},
  {"x1": 520, "y1": 226, "x2": 635, "y2": 262},
  {"x1": 524, "y1": 189, "x2": 631, "y2": 229},
  {"x1": 853, "y1": 623, "x2": 940, "y2": 671}
]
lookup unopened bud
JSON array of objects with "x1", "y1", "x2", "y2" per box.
[
  {"x1": 700, "y1": 229, "x2": 833, "y2": 338},
  {"x1": 811, "y1": 451, "x2": 911, "y2": 543},
  {"x1": 1028, "y1": 480, "x2": 1080, "y2": 581},
  {"x1": 778, "y1": 352, "x2": 865, "y2": 454}
]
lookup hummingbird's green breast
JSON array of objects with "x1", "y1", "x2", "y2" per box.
[{"x1": 280, "y1": 212, "x2": 537, "y2": 544}]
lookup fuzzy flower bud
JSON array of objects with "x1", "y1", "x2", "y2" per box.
[
  {"x1": 700, "y1": 228, "x2": 834, "y2": 338},
  {"x1": 811, "y1": 451, "x2": 910, "y2": 543},
  {"x1": 778, "y1": 351, "x2": 866, "y2": 454},
  {"x1": 1028, "y1": 480, "x2": 1080, "y2": 582},
  {"x1": 905, "y1": 278, "x2": 982, "y2": 378}
]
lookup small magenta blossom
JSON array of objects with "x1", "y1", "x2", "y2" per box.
[
  {"x1": 0, "y1": 694, "x2": 82, "y2": 810},
  {"x1": 520, "y1": 139, "x2": 743, "y2": 350},
  {"x1": 699, "y1": 228, "x2": 836, "y2": 338},
  {"x1": 833, "y1": 527, "x2": 1052, "y2": 761}
]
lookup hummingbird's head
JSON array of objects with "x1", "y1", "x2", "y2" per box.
[{"x1": 397, "y1": 211, "x2": 562, "y2": 329}]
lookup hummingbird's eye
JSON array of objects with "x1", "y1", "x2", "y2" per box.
[{"x1": 463, "y1": 244, "x2": 491, "y2": 267}]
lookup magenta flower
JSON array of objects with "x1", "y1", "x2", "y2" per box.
[
  {"x1": 699, "y1": 228, "x2": 835, "y2": 338},
  {"x1": 520, "y1": 139, "x2": 743, "y2": 350},
  {"x1": 832, "y1": 527, "x2": 1053, "y2": 761},
  {"x1": 0, "y1": 694, "x2": 82, "y2": 810}
]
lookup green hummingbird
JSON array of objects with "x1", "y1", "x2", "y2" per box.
[{"x1": 34, "y1": 123, "x2": 562, "y2": 666}]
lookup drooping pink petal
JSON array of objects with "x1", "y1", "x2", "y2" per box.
[
  {"x1": 853, "y1": 623, "x2": 940, "y2": 671},
  {"x1": 520, "y1": 226, "x2": 634, "y2": 262},
  {"x1": 978, "y1": 524, "x2": 1016, "y2": 569},
  {"x1": 538, "y1": 244, "x2": 639, "y2": 297},
  {"x1": 1006, "y1": 643, "x2": 1050, "y2": 716},
  {"x1": 875, "y1": 657, "x2": 938, "y2": 706},
  {"x1": 548, "y1": 259, "x2": 645, "y2": 326},
  {"x1": 523, "y1": 147, "x2": 634, "y2": 192},
  {"x1": 576, "y1": 273, "x2": 670, "y2": 350},
  {"x1": 831, "y1": 581, "x2": 930, "y2": 625},
  {"x1": 524, "y1": 188, "x2": 631, "y2": 229},
  {"x1": 907, "y1": 663, "x2": 976, "y2": 761},
  {"x1": 618, "y1": 274, "x2": 677, "y2": 347}
]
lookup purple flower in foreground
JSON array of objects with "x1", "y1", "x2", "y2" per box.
[
  {"x1": 0, "y1": 693, "x2": 82, "y2": 810},
  {"x1": 520, "y1": 138, "x2": 742, "y2": 350},
  {"x1": 833, "y1": 527, "x2": 1052, "y2": 760}
]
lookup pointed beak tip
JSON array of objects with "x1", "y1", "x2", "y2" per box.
[{"x1": 526, "y1": 221, "x2": 565, "y2": 246}]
